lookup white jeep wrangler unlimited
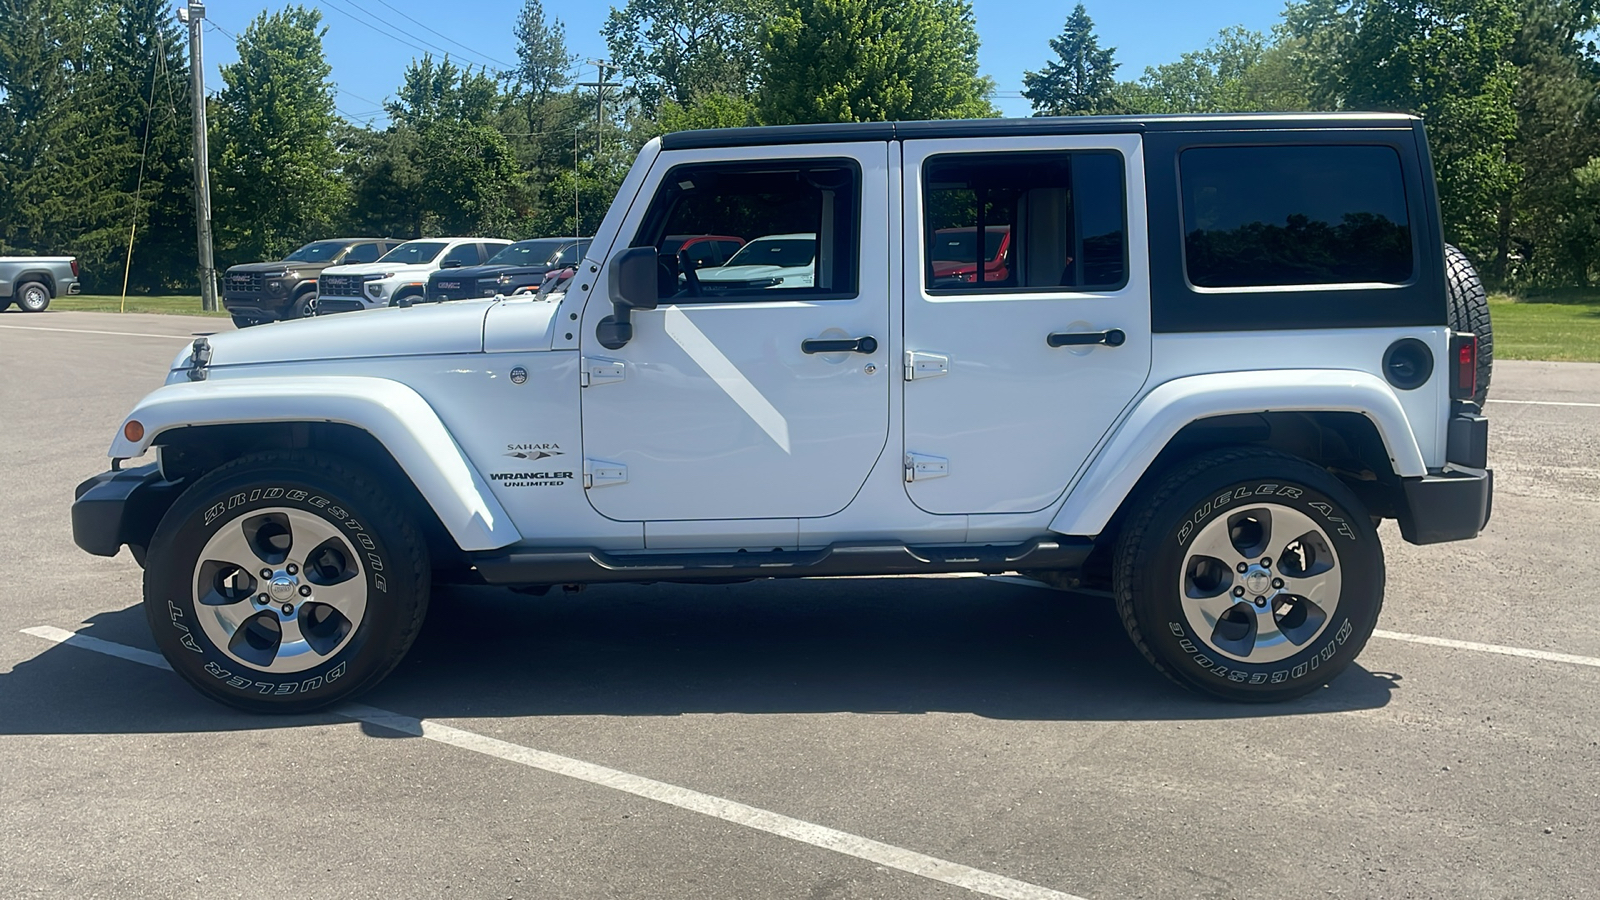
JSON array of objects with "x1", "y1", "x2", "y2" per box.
[{"x1": 72, "y1": 113, "x2": 1493, "y2": 712}]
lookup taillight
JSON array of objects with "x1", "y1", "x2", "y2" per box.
[
  {"x1": 70, "y1": 258, "x2": 80, "y2": 277},
  {"x1": 1450, "y1": 332, "x2": 1477, "y2": 401}
]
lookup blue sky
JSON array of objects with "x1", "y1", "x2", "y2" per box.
[{"x1": 196, "y1": 0, "x2": 1291, "y2": 123}]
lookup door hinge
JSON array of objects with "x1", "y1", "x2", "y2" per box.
[
  {"x1": 904, "y1": 350, "x2": 949, "y2": 381},
  {"x1": 904, "y1": 453, "x2": 950, "y2": 482},
  {"x1": 584, "y1": 459, "x2": 628, "y2": 489},
  {"x1": 580, "y1": 357, "x2": 625, "y2": 387}
]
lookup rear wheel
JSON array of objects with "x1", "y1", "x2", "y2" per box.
[
  {"x1": 143, "y1": 451, "x2": 430, "y2": 713},
  {"x1": 15, "y1": 281, "x2": 50, "y2": 312},
  {"x1": 1113, "y1": 447, "x2": 1384, "y2": 702}
]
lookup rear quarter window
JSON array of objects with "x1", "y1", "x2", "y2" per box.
[{"x1": 1181, "y1": 145, "x2": 1413, "y2": 288}]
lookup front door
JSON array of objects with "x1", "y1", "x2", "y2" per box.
[
  {"x1": 579, "y1": 144, "x2": 891, "y2": 522},
  {"x1": 900, "y1": 134, "x2": 1152, "y2": 514}
]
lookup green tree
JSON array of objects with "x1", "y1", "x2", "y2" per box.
[
  {"x1": 1286, "y1": 0, "x2": 1520, "y2": 258},
  {"x1": 511, "y1": 0, "x2": 573, "y2": 103},
  {"x1": 212, "y1": 6, "x2": 345, "y2": 266},
  {"x1": 387, "y1": 54, "x2": 502, "y2": 127},
  {"x1": 757, "y1": 0, "x2": 995, "y2": 125},
  {"x1": 0, "y1": 0, "x2": 193, "y2": 291},
  {"x1": 1493, "y1": 0, "x2": 1600, "y2": 283},
  {"x1": 1022, "y1": 4, "x2": 1121, "y2": 115},
  {"x1": 656, "y1": 92, "x2": 759, "y2": 131},
  {"x1": 603, "y1": 0, "x2": 774, "y2": 114}
]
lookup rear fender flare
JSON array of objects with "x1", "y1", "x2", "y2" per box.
[
  {"x1": 1049, "y1": 369, "x2": 1428, "y2": 537},
  {"x1": 108, "y1": 376, "x2": 519, "y2": 552}
]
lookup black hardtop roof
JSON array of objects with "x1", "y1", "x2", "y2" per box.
[{"x1": 659, "y1": 112, "x2": 1421, "y2": 151}]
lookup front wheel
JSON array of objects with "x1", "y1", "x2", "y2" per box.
[
  {"x1": 142, "y1": 451, "x2": 430, "y2": 712},
  {"x1": 1113, "y1": 447, "x2": 1384, "y2": 702}
]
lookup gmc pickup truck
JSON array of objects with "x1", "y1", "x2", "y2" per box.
[{"x1": 0, "y1": 256, "x2": 80, "y2": 311}]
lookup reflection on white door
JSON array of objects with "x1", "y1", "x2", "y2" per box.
[{"x1": 579, "y1": 142, "x2": 892, "y2": 522}]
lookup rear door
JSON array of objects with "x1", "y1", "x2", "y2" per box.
[{"x1": 900, "y1": 134, "x2": 1152, "y2": 514}]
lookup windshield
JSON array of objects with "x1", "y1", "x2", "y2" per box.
[
  {"x1": 284, "y1": 240, "x2": 351, "y2": 263},
  {"x1": 724, "y1": 237, "x2": 816, "y2": 269},
  {"x1": 931, "y1": 228, "x2": 1008, "y2": 263},
  {"x1": 377, "y1": 241, "x2": 449, "y2": 265},
  {"x1": 488, "y1": 239, "x2": 571, "y2": 266}
]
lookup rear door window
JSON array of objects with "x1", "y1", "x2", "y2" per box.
[
  {"x1": 921, "y1": 151, "x2": 1126, "y2": 293},
  {"x1": 1180, "y1": 145, "x2": 1413, "y2": 288}
]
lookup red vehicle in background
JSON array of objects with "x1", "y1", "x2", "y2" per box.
[{"x1": 929, "y1": 225, "x2": 1011, "y2": 286}]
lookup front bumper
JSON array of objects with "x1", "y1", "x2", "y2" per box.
[
  {"x1": 314, "y1": 297, "x2": 373, "y2": 315},
  {"x1": 72, "y1": 464, "x2": 185, "y2": 560}
]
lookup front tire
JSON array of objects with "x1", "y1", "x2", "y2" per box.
[
  {"x1": 15, "y1": 280, "x2": 50, "y2": 312},
  {"x1": 1113, "y1": 447, "x2": 1384, "y2": 702},
  {"x1": 143, "y1": 451, "x2": 430, "y2": 713}
]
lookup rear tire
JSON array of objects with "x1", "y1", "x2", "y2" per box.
[
  {"x1": 1444, "y1": 244, "x2": 1492, "y2": 405},
  {"x1": 142, "y1": 450, "x2": 430, "y2": 713},
  {"x1": 1113, "y1": 447, "x2": 1384, "y2": 702},
  {"x1": 15, "y1": 280, "x2": 50, "y2": 312}
]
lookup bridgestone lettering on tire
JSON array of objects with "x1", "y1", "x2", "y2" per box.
[
  {"x1": 1113, "y1": 447, "x2": 1384, "y2": 702},
  {"x1": 142, "y1": 450, "x2": 429, "y2": 713}
]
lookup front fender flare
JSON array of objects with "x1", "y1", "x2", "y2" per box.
[
  {"x1": 108, "y1": 376, "x2": 519, "y2": 552},
  {"x1": 1049, "y1": 369, "x2": 1427, "y2": 537}
]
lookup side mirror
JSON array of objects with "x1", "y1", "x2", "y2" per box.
[
  {"x1": 597, "y1": 246, "x2": 659, "y2": 350},
  {"x1": 440, "y1": 260, "x2": 463, "y2": 269}
]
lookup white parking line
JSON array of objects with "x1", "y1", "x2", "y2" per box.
[
  {"x1": 0, "y1": 324, "x2": 198, "y2": 340},
  {"x1": 1371, "y1": 629, "x2": 1600, "y2": 668},
  {"x1": 19, "y1": 624, "x2": 1085, "y2": 900},
  {"x1": 1486, "y1": 398, "x2": 1600, "y2": 409}
]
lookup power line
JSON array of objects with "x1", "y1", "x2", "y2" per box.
[{"x1": 365, "y1": 0, "x2": 514, "y2": 70}]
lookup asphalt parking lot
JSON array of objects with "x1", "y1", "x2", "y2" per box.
[{"x1": 2, "y1": 310, "x2": 1597, "y2": 899}]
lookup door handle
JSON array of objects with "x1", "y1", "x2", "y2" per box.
[
  {"x1": 1047, "y1": 329, "x2": 1126, "y2": 348},
  {"x1": 802, "y1": 335, "x2": 879, "y2": 354}
]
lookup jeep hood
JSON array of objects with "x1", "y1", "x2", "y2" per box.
[{"x1": 170, "y1": 299, "x2": 512, "y2": 371}]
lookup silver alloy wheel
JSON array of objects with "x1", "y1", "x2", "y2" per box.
[
  {"x1": 1179, "y1": 503, "x2": 1342, "y2": 664},
  {"x1": 192, "y1": 507, "x2": 368, "y2": 673},
  {"x1": 18, "y1": 283, "x2": 49, "y2": 311}
]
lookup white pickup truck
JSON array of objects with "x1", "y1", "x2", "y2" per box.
[
  {"x1": 1, "y1": 256, "x2": 80, "y2": 311},
  {"x1": 72, "y1": 113, "x2": 1493, "y2": 713}
]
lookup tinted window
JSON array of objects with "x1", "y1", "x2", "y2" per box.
[
  {"x1": 342, "y1": 242, "x2": 382, "y2": 265},
  {"x1": 635, "y1": 161, "x2": 859, "y2": 301},
  {"x1": 488, "y1": 240, "x2": 567, "y2": 266},
  {"x1": 441, "y1": 244, "x2": 480, "y2": 268},
  {"x1": 1181, "y1": 145, "x2": 1413, "y2": 288},
  {"x1": 923, "y1": 151, "x2": 1126, "y2": 292},
  {"x1": 554, "y1": 241, "x2": 587, "y2": 266},
  {"x1": 284, "y1": 241, "x2": 347, "y2": 263},
  {"x1": 379, "y1": 241, "x2": 448, "y2": 265}
]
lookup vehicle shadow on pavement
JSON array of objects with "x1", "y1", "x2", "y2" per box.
[{"x1": 1, "y1": 576, "x2": 1397, "y2": 735}]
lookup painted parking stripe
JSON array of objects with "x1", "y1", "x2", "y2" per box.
[
  {"x1": 1371, "y1": 629, "x2": 1600, "y2": 668},
  {"x1": 1486, "y1": 398, "x2": 1600, "y2": 409},
  {"x1": 20, "y1": 625, "x2": 1086, "y2": 900},
  {"x1": 0, "y1": 324, "x2": 199, "y2": 340}
]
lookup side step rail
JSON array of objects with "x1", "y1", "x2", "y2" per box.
[{"x1": 470, "y1": 537, "x2": 1093, "y2": 587}]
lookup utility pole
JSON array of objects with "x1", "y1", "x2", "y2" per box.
[
  {"x1": 577, "y1": 59, "x2": 619, "y2": 160},
  {"x1": 178, "y1": 1, "x2": 218, "y2": 311}
]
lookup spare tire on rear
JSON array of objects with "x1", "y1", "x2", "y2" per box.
[{"x1": 1444, "y1": 244, "x2": 1492, "y2": 406}]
